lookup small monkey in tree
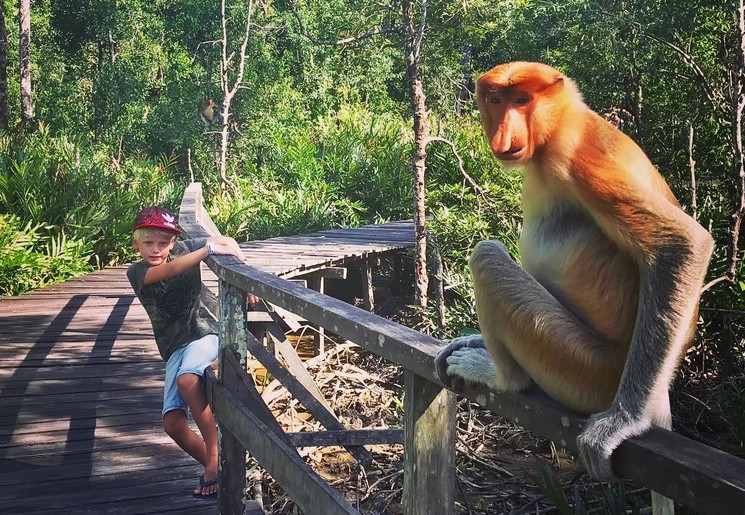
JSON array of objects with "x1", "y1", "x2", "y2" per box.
[
  {"x1": 435, "y1": 62, "x2": 713, "y2": 513},
  {"x1": 197, "y1": 97, "x2": 222, "y2": 125}
]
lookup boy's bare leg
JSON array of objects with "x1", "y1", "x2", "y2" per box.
[
  {"x1": 176, "y1": 373, "x2": 219, "y2": 497},
  {"x1": 162, "y1": 409, "x2": 207, "y2": 465}
]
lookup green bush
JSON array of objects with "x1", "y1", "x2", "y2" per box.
[
  {"x1": 0, "y1": 214, "x2": 93, "y2": 296},
  {"x1": 0, "y1": 127, "x2": 187, "y2": 282}
]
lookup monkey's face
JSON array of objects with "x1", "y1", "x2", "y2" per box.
[
  {"x1": 477, "y1": 86, "x2": 534, "y2": 164},
  {"x1": 476, "y1": 62, "x2": 568, "y2": 167}
]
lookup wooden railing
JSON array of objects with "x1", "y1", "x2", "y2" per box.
[{"x1": 179, "y1": 183, "x2": 745, "y2": 515}]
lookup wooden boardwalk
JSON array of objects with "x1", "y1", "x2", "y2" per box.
[{"x1": 0, "y1": 221, "x2": 414, "y2": 514}]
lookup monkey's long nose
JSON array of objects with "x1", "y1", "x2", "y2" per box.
[{"x1": 491, "y1": 131, "x2": 525, "y2": 160}]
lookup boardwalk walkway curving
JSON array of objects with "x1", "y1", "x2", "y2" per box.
[{"x1": 0, "y1": 221, "x2": 414, "y2": 514}]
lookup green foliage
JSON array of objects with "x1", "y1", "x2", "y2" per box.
[
  {"x1": 0, "y1": 127, "x2": 186, "y2": 276},
  {"x1": 318, "y1": 105, "x2": 413, "y2": 221},
  {"x1": 0, "y1": 214, "x2": 93, "y2": 296},
  {"x1": 207, "y1": 104, "x2": 413, "y2": 240}
]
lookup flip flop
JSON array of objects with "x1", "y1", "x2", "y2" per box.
[{"x1": 193, "y1": 474, "x2": 219, "y2": 499}]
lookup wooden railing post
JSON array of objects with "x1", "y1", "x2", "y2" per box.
[
  {"x1": 402, "y1": 370, "x2": 457, "y2": 515},
  {"x1": 218, "y1": 280, "x2": 249, "y2": 514}
]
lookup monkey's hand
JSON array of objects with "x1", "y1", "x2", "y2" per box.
[
  {"x1": 576, "y1": 408, "x2": 651, "y2": 482},
  {"x1": 435, "y1": 335, "x2": 493, "y2": 390}
]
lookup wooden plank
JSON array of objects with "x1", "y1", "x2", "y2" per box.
[
  {"x1": 1, "y1": 477, "x2": 216, "y2": 514},
  {"x1": 0, "y1": 441, "x2": 188, "y2": 476},
  {"x1": 288, "y1": 428, "x2": 404, "y2": 447},
  {"x1": 0, "y1": 386, "x2": 161, "y2": 407},
  {"x1": 217, "y1": 281, "x2": 249, "y2": 515},
  {"x1": 265, "y1": 325, "x2": 333, "y2": 414},
  {"x1": 246, "y1": 330, "x2": 373, "y2": 466},
  {"x1": 0, "y1": 395, "x2": 162, "y2": 418},
  {"x1": 296, "y1": 268, "x2": 348, "y2": 280},
  {"x1": 1, "y1": 403, "x2": 162, "y2": 428},
  {"x1": 2, "y1": 428, "x2": 177, "y2": 460},
  {"x1": 0, "y1": 424, "x2": 166, "y2": 450},
  {"x1": 0, "y1": 412, "x2": 162, "y2": 438},
  {"x1": 0, "y1": 461, "x2": 199, "y2": 500},
  {"x1": 0, "y1": 355, "x2": 156, "y2": 367},
  {"x1": 614, "y1": 427, "x2": 745, "y2": 515},
  {"x1": 0, "y1": 375, "x2": 165, "y2": 397},
  {"x1": 402, "y1": 370, "x2": 456, "y2": 515},
  {"x1": 211, "y1": 377, "x2": 358, "y2": 515},
  {"x1": 0, "y1": 362, "x2": 164, "y2": 381},
  {"x1": 0, "y1": 469, "x2": 209, "y2": 511}
]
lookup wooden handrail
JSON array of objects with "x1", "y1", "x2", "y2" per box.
[{"x1": 179, "y1": 182, "x2": 745, "y2": 515}]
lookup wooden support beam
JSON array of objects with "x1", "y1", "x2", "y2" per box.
[
  {"x1": 244, "y1": 329, "x2": 373, "y2": 467},
  {"x1": 217, "y1": 281, "x2": 248, "y2": 515},
  {"x1": 402, "y1": 370, "x2": 456, "y2": 515},
  {"x1": 288, "y1": 428, "x2": 404, "y2": 448},
  {"x1": 268, "y1": 303, "x2": 305, "y2": 332},
  {"x1": 211, "y1": 379, "x2": 358, "y2": 515},
  {"x1": 266, "y1": 326, "x2": 334, "y2": 414},
  {"x1": 297, "y1": 267, "x2": 348, "y2": 280},
  {"x1": 246, "y1": 311, "x2": 275, "y2": 323},
  {"x1": 361, "y1": 257, "x2": 374, "y2": 312},
  {"x1": 305, "y1": 274, "x2": 326, "y2": 355}
]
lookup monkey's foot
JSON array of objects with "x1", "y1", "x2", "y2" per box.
[
  {"x1": 435, "y1": 335, "x2": 489, "y2": 390},
  {"x1": 576, "y1": 408, "x2": 651, "y2": 482}
]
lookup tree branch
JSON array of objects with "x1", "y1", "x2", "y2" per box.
[
  {"x1": 425, "y1": 136, "x2": 486, "y2": 199},
  {"x1": 643, "y1": 32, "x2": 727, "y2": 115},
  {"x1": 289, "y1": 3, "x2": 401, "y2": 46}
]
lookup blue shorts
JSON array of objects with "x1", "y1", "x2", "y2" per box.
[{"x1": 162, "y1": 334, "x2": 219, "y2": 417}]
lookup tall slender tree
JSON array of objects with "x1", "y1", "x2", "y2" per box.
[
  {"x1": 19, "y1": 0, "x2": 32, "y2": 121},
  {"x1": 0, "y1": 0, "x2": 9, "y2": 131},
  {"x1": 216, "y1": 0, "x2": 255, "y2": 189},
  {"x1": 403, "y1": 0, "x2": 430, "y2": 308}
]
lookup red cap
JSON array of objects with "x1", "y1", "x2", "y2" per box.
[{"x1": 133, "y1": 206, "x2": 182, "y2": 234}]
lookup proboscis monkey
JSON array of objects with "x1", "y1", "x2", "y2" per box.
[
  {"x1": 197, "y1": 98, "x2": 222, "y2": 125},
  {"x1": 435, "y1": 62, "x2": 713, "y2": 515}
]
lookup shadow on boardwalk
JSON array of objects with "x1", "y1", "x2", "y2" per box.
[{"x1": 0, "y1": 267, "x2": 216, "y2": 514}]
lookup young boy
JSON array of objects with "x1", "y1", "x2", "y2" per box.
[{"x1": 126, "y1": 205, "x2": 242, "y2": 499}]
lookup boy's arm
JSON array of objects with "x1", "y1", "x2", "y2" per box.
[{"x1": 143, "y1": 236, "x2": 243, "y2": 285}]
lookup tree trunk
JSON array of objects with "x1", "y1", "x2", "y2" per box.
[
  {"x1": 0, "y1": 1, "x2": 9, "y2": 132},
  {"x1": 19, "y1": 0, "x2": 32, "y2": 121},
  {"x1": 403, "y1": 0, "x2": 429, "y2": 308},
  {"x1": 217, "y1": 0, "x2": 254, "y2": 189},
  {"x1": 727, "y1": 0, "x2": 745, "y2": 280},
  {"x1": 455, "y1": 44, "x2": 473, "y2": 117},
  {"x1": 627, "y1": 62, "x2": 644, "y2": 144}
]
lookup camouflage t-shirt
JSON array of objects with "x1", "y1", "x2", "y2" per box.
[{"x1": 127, "y1": 238, "x2": 218, "y2": 362}]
